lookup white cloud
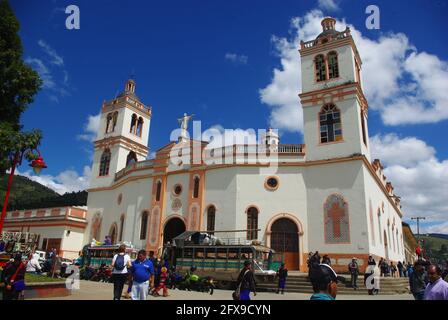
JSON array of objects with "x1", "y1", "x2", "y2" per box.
[
  {"x1": 77, "y1": 113, "x2": 101, "y2": 142},
  {"x1": 225, "y1": 53, "x2": 248, "y2": 65},
  {"x1": 25, "y1": 58, "x2": 55, "y2": 89},
  {"x1": 17, "y1": 166, "x2": 92, "y2": 195},
  {"x1": 425, "y1": 222, "x2": 448, "y2": 235},
  {"x1": 318, "y1": 0, "x2": 340, "y2": 12},
  {"x1": 370, "y1": 133, "x2": 435, "y2": 167},
  {"x1": 371, "y1": 134, "x2": 448, "y2": 228},
  {"x1": 38, "y1": 39, "x2": 64, "y2": 66},
  {"x1": 260, "y1": 10, "x2": 448, "y2": 132},
  {"x1": 26, "y1": 40, "x2": 70, "y2": 102}
]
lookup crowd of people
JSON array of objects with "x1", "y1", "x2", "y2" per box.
[
  {"x1": 0, "y1": 247, "x2": 72, "y2": 300},
  {"x1": 110, "y1": 245, "x2": 215, "y2": 300},
  {"x1": 305, "y1": 251, "x2": 448, "y2": 300}
]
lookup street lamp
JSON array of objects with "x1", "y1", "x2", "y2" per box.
[{"x1": 0, "y1": 149, "x2": 47, "y2": 233}]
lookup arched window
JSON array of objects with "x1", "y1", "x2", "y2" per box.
[
  {"x1": 140, "y1": 211, "x2": 149, "y2": 240},
  {"x1": 119, "y1": 215, "x2": 125, "y2": 242},
  {"x1": 324, "y1": 194, "x2": 350, "y2": 243},
  {"x1": 247, "y1": 207, "x2": 259, "y2": 240},
  {"x1": 315, "y1": 54, "x2": 326, "y2": 82},
  {"x1": 319, "y1": 104, "x2": 342, "y2": 143},
  {"x1": 327, "y1": 51, "x2": 339, "y2": 79},
  {"x1": 206, "y1": 206, "x2": 216, "y2": 235},
  {"x1": 109, "y1": 223, "x2": 117, "y2": 245},
  {"x1": 136, "y1": 117, "x2": 144, "y2": 137},
  {"x1": 361, "y1": 111, "x2": 367, "y2": 146},
  {"x1": 99, "y1": 149, "x2": 111, "y2": 176},
  {"x1": 193, "y1": 176, "x2": 200, "y2": 198},
  {"x1": 126, "y1": 151, "x2": 137, "y2": 167},
  {"x1": 392, "y1": 227, "x2": 396, "y2": 252},
  {"x1": 105, "y1": 113, "x2": 113, "y2": 133},
  {"x1": 130, "y1": 114, "x2": 137, "y2": 134},
  {"x1": 156, "y1": 180, "x2": 162, "y2": 202},
  {"x1": 369, "y1": 200, "x2": 375, "y2": 246},
  {"x1": 112, "y1": 111, "x2": 118, "y2": 132},
  {"x1": 377, "y1": 209, "x2": 382, "y2": 244}
]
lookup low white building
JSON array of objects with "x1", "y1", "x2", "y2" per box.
[
  {"x1": 85, "y1": 17, "x2": 406, "y2": 273},
  {"x1": 3, "y1": 206, "x2": 87, "y2": 259}
]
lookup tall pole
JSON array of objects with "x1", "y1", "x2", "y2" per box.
[
  {"x1": 411, "y1": 216, "x2": 426, "y2": 256},
  {"x1": 0, "y1": 152, "x2": 19, "y2": 234}
]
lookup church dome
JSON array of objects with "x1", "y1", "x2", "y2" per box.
[{"x1": 316, "y1": 17, "x2": 339, "y2": 40}]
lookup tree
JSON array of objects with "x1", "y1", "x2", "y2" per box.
[
  {"x1": 0, "y1": 0, "x2": 43, "y2": 174},
  {"x1": 441, "y1": 244, "x2": 448, "y2": 254}
]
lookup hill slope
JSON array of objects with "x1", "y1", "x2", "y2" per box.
[
  {"x1": 419, "y1": 234, "x2": 448, "y2": 263},
  {"x1": 0, "y1": 174, "x2": 87, "y2": 211}
]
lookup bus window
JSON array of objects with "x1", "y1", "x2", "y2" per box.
[
  {"x1": 216, "y1": 248, "x2": 227, "y2": 260},
  {"x1": 205, "y1": 248, "x2": 216, "y2": 259},
  {"x1": 240, "y1": 248, "x2": 253, "y2": 260},
  {"x1": 195, "y1": 249, "x2": 205, "y2": 259},
  {"x1": 183, "y1": 248, "x2": 193, "y2": 259},
  {"x1": 227, "y1": 249, "x2": 238, "y2": 260}
]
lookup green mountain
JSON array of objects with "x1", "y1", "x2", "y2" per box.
[
  {"x1": 0, "y1": 174, "x2": 87, "y2": 211},
  {"x1": 419, "y1": 234, "x2": 448, "y2": 263}
]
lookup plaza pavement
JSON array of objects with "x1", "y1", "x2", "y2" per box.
[{"x1": 29, "y1": 280, "x2": 413, "y2": 300}]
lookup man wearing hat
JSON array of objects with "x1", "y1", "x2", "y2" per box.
[
  {"x1": 235, "y1": 260, "x2": 257, "y2": 300},
  {"x1": 348, "y1": 257, "x2": 359, "y2": 290},
  {"x1": 310, "y1": 264, "x2": 339, "y2": 300}
]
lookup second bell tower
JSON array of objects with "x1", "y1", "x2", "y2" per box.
[
  {"x1": 90, "y1": 79, "x2": 152, "y2": 189},
  {"x1": 299, "y1": 17, "x2": 370, "y2": 162}
]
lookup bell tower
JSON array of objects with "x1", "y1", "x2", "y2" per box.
[
  {"x1": 90, "y1": 79, "x2": 152, "y2": 189},
  {"x1": 299, "y1": 17, "x2": 370, "y2": 162}
]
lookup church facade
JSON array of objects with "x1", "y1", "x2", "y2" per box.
[{"x1": 85, "y1": 17, "x2": 405, "y2": 272}]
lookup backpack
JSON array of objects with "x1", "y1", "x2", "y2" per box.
[{"x1": 114, "y1": 254, "x2": 125, "y2": 271}]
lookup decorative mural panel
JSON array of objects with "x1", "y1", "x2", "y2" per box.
[
  {"x1": 171, "y1": 198, "x2": 182, "y2": 211},
  {"x1": 189, "y1": 205, "x2": 199, "y2": 230},
  {"x1": 149, "y1": 207, "x2": 160, "y2": 246},
  {"x1": 324, "y1": 194, "x2": 350, "y2": 243},
  {"x1": 90, "y1": 213, "x2": 102, "y2": 241}
]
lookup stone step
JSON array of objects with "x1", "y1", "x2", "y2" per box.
[
  {"x1": 256, "y1": 278, "x2": 410, "y2": 295},
  {"x1": 256, "y1": 285, "x2": 408, "y2": 295}
]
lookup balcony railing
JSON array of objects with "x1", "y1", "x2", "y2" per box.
[
  {"x1": 206, "y1": 144, "x2": 304, "y2": 157},
  {"x1": 114, "y1": 159, "x2": 154, "y2": 181},
  {"x1": 300, "y1": 28, "x2": 351, "y2": 50}
]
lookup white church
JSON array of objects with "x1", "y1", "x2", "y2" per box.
[{"x1": 85, "y1": 17, "x2": 405, "y2": 273}]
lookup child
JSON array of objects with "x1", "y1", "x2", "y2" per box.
[{"x1": 153, "y1": 266, "x2": 169, "y2": 297}]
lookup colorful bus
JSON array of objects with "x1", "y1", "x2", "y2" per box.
[
  {"x1": 161, "y1": 231, "x2": 281, "y2": 289},
  {"x1": 85, "y1": 245, "x2": 138, "y2": 268}
]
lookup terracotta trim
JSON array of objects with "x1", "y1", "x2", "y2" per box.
[{"x1": 3, "y1": 221, "x2": 87, "y2": 228}]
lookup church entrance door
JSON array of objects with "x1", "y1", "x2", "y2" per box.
[
  {"x1": 163, "y1": 217, "x2": 186, "y2": 244},
  {"x1": 270, "y1": 218, "x2": 300, "y2": 270}
]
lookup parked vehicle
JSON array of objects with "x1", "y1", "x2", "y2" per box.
[
  {"x1": 84, "y1": 244, "x2": 138, "y2": 268},
  {"x1": 161, "y1": 231, "x2": 279, "y2": 289}
]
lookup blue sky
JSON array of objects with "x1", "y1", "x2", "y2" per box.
[{"x1": 9, "y1": 0, "x2": 448, "y2": 233}]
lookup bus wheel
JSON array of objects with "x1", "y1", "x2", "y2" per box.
[{"x1": 216, "y1": 280, "x2": 233, "y2": 290}]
